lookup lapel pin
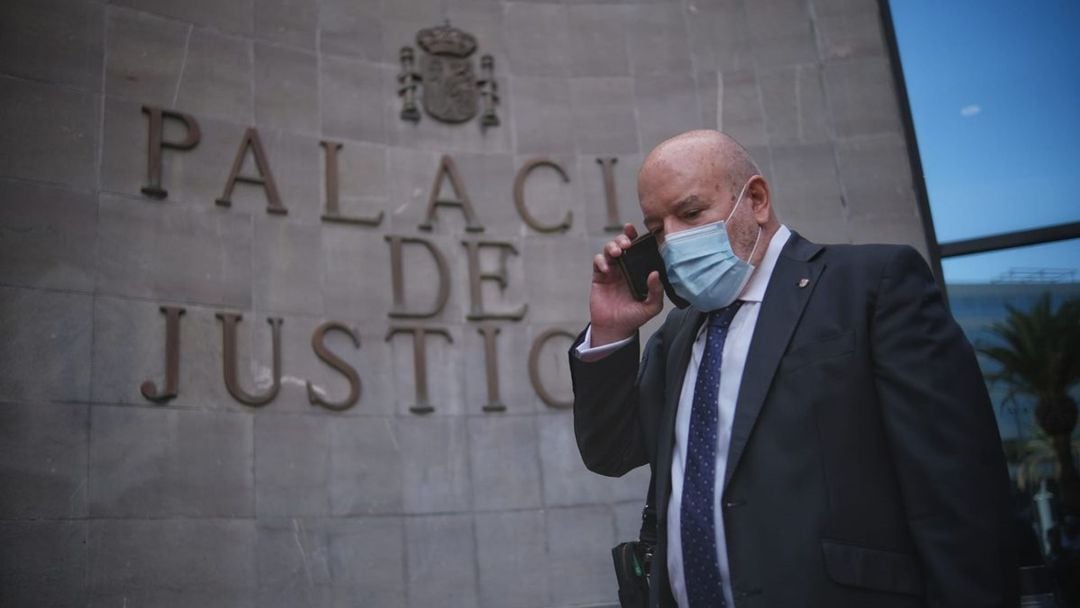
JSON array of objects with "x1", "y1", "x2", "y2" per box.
[{"x1": 797, "y1": 278, "x2": 810, "y2": 288}]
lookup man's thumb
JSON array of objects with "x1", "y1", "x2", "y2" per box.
[{"x1": 643, "y1": 271, "x2": 664, "y2": 311}]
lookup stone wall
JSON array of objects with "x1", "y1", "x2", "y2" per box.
[{"x1": 0, "y1": 0, "x2": 925, "y2": 606}]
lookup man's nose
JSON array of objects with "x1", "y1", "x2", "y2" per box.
[{"x1": 660, "y1": 218, "x2": 685, "y2": 243}]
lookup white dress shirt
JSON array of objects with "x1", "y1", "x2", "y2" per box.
[{"x1": 576, "y1": 225, "x2": 791, "y2": 607}]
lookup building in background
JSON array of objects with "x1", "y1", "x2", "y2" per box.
[{"x1": 1, "y1": 0, "x2": 963, "y2": 606}]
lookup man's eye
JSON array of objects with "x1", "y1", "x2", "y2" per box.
[{"x1": 684, "y1": 209, "x2": 701, "y2": 219}]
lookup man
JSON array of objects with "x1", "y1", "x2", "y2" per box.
[{"x1": 570, "y1": 130, "x2": 1016, "y2": 607}]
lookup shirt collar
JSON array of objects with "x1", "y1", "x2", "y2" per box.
[{"x1": 738, "y1": 225, "x2": 791, "y2": 303}]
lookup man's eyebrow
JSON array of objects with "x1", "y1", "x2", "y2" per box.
[
  {"x1": 644, "y1": 195, "x2": 703, "y2": 230},
  {"x1": 672, "y1": 195, "x2": 702, "y2": 213}
]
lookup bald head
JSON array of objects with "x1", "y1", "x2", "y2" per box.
[
  {"x1": 637, "y1": 130, "x2": 778, "y2": 266},
  {"x1": 640, "y1": 130, "x2": 761, "y2": 199}
]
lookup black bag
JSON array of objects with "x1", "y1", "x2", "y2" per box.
[
  {"x1": 612, "y1": 475, "x2": 657, "y2": 608},
  {"x1": 612, "y1": 540, "x2": 651, "y2": 607}
]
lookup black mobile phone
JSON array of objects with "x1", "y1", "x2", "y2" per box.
[{"x1": 616, "y1": 233, "x2": 690, "y2": 309}]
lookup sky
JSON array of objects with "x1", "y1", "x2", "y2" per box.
[{"x1": 889, "y1": 0, "x2": 1080, "y2": 283}]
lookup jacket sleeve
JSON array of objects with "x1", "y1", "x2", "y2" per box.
[
  {"x1": 871, "y1": 246, "x2": 1017, "y2": 607},
  {"x1": 569, "y1": 326, "x2": 664, "y2": 477}
]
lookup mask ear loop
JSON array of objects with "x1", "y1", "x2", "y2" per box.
[
  {"x1": 745, "y1": 224, "x2": 763, "y2": 268},
  {"x1": 723, "y1": 176, "x2": 755, "y2": 223},
  {"x1": 727, "y1": 175, "x2": 763, "y2": 266}
]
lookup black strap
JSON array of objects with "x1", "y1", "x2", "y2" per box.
[{"x1": 638, "y1": 473, "x2": 658, "y2": 572}]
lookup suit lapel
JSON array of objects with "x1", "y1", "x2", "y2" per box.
[
  {"x1": 723, "y1": 233, "x2": 825, "y2": 492},
  {"x1": 655, "y1": 307, "x2": 705, "y2": 522}
]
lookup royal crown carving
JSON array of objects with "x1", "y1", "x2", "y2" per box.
[{"x1": 416, "y1": 23, "x2": 478, "y2": 58}]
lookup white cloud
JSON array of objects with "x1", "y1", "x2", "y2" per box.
[{"x1": 960, "y1": 104, "x2": 981, "y2": 117}]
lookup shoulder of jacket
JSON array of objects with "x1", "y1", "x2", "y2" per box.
[
  {"x1": 656, "y1": 306, "x2": 691, "y2": 342},
  {"x1": 819, "y1": 242, "x2": 917, "y2": 269}
]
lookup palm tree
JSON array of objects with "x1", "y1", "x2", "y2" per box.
[{"x1": 979, "y1": 293, "x2": 1080, "y2": 513}]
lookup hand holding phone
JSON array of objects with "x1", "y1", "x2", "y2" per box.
[{"x1": 588, "y1": 225, "x2": 686, "y2": 347}]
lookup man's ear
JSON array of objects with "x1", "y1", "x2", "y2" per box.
[{"x1": 748, "y1": 176, "x2": 771, "y2": 223}]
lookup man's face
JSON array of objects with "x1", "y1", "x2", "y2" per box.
[{"x1": 638, "y1": 157, "x2": 763, "y2": 268}]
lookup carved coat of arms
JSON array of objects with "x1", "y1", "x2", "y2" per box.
[{"x1": 398, "y1": 23, "x2": 499, "y2": 127}]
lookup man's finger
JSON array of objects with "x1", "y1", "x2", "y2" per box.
[
  {"x1": 643, "y1": 270, "x2": 664, "y2": 310},
  {"x1": 593, "y1": 253, "x2": 609, "y2": 276},
  {"x1": 605, "y1": 240, "x2": 623, "y2": 259},
  {"x1": 623, "y1": 223, "x2": 639, "y2": 241}
]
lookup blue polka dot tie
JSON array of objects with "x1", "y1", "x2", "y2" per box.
[{"x1": 682, "y1": 301, "x2": 742, "y2": 607}]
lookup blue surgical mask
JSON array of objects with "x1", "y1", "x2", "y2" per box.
[{"x1": 659, "y1": 178, "x2": 762, "y2": 311}]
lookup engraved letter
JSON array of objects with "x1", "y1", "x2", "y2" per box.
[
  {"x1": 385, "y1": 235, "x2": 450, "y2": 319},
  {"x1": 513, "y1": 158, "x2": 573, "y2": 233},
  {"x1": 477, "y1": 325, "x2": 505, "y2": 412},
  {"x1": 140, "y1": 106, "x2": 201, "y2": 199},
  {"x1": 215, "y1": 128, "x2": 287, "y2": 215},
  {"x1": 320, "y1": 140, "x2": 384, "y2": 227},
  {"x1": 216, "y1": 313, "x2": 283, "y2": 406},
  {"x1": 596, "y1": 157, "x2": 623, "y2": 232},
  {"x1": 140, "y1": 305, "x2": 186, "y2": 403},
  {"x1": 461, "y1": 240, "x2": 527, "y2": 321},
  {"x1": 419, "y1": 155, "x2": 484, "y2": 232},
  {"x1": 528, "y1": 328, "x2": 576, "y2": 409},
  {"x1": 385, "y1": 325, "x2": 453, "y2": 414},
  {"x1": 306, "y1": 321, "x2": 362, "y2": 411}
]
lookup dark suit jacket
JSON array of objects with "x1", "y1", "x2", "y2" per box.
[{"x1": 570, "y1": 232, "x2": 1017, "y2": 607}]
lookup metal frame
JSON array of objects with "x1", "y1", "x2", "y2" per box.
[
  {"x1": 877, "y1": 0, "x2": 946, "y2": 286},
  {"x1": 938, "y1": 222, "x2": 1080, "y2": 258}
]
